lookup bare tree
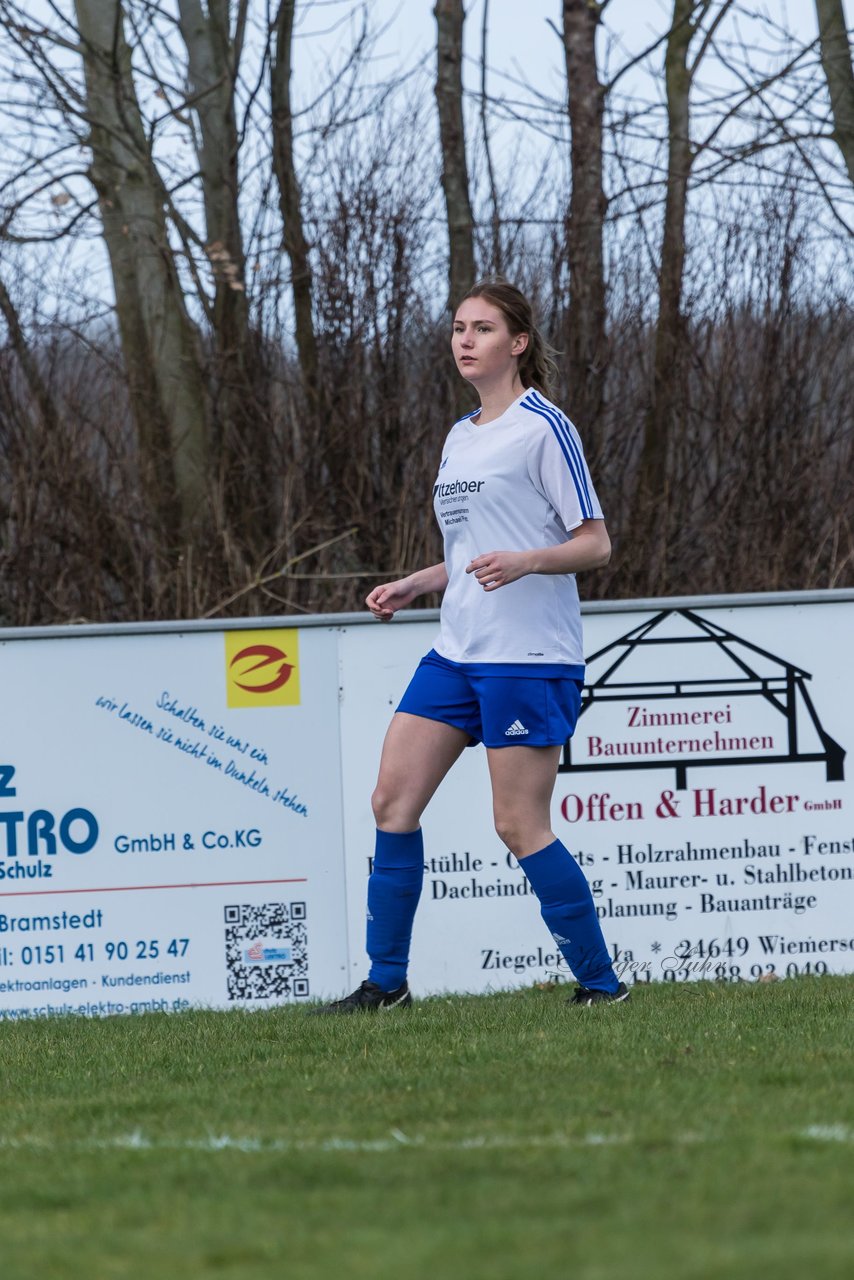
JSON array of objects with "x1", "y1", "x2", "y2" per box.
[
  {"x1": 271, "y1": 0, "x2": 319, "y2": 402},
  {"x1": 815, "y1": 0, "x2": 854, "y2": 185},
  {"x1": 74, "y1": 0, "x2": 212, "y2": 542},
  {"x1": 177, "y1": 0, "x2": 249, "y2": 346},
  {"x1": 562, "y1": 0, "x2": 608, "y2": 437},
  {"x1": 434, "y1": 0, "x2": 476, "y2": 306},
  {"x1": 638, "y1": 1, "x2": 734, "y2": 543},
  {"x1": 173, "y1": 0, "x2": 282, "y2": 555},
  {"x1": 0, "y1": 271, "x2": 60, "y2": 438},
  {"x1": 478, "y1": 0, "x2": 502, "y2": 274}
]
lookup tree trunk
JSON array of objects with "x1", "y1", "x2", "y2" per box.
[
  {"x1": 74, "y1": 0, "x2": 211, "y2": 544},
  {"x1": 271, "y1": 0, "x2": 320, "y2": 403},
  {"x1": 638, "y1": 0, "x2": 696, "y2": 526},
  {"x1": 0, "y1": 273, "x2": 60, "y2": 437},
  {"x1": 177, "y1": 0, "x2": 248, "y2": 331},
  {"x1": 434, "y1": 0, "x2": 476, "y2": 308},
  {"x1": 562, "y1": 0, "x2": 608, "y2": 438},
  {"x1": 177, "y1": 0, "x2": 272, "y2": 552},
  {"x1": 479, "y1": 0, "x2": 502, "y2": 274},
  {"x1": 815, "y1": 0, "x2": 854, "y2": 185}
]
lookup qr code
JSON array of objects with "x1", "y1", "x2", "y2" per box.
[{"x1": 224, "y1": 901, "x2": 309, "y2": 1001}]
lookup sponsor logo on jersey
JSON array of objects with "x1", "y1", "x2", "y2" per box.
[{"x1": 433, "y1": 478, "x2": 486, "y2": 498}]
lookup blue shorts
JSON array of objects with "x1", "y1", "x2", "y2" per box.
[{"x1": 396, "y1": 650, "x2": 583, "y2": 749}]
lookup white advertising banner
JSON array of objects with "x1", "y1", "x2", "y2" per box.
[
  {"x1": 338, "y1": 599, "x2": 853, "y2": 994},
  {"x1": 0, "y1": 626, "x2": 349, "y2": 1018},
  {"x1": 552, "y1": 602, "x2": 852, "y2": 988},
  {"x1": 1, "y1": 593, "x2": 851, "y2": 1016}
]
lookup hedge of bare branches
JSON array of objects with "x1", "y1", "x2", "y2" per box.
[{"x1": 0, "y1": 1, "x2": 852, "y2": 626}]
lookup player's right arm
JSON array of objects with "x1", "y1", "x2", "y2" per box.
[{"x1": 366, "y1": 562, "x2": 448, "y2": 621}]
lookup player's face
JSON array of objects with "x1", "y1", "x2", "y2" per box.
[{"x1": 452, "y1": 299, "x2": 528, "y2": 388}]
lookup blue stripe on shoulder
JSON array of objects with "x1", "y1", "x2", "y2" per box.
[
  {"x1": 521, "y1": 392, "x2": 593, "y2": 518},
  {"x1": 526, "y1": 391, "x2": 595, "y2": 514},
  {"x1": 520, "y1": 395, "x2": 582, "y2": 504}
]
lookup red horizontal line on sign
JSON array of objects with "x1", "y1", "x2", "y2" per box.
[{"x1": 0, "y1": 878, "x2": 308, "y2": 899}]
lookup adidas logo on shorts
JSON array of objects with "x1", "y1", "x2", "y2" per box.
[{"x1": 504, "y1": 719, "x2": 529, "y2": 737}]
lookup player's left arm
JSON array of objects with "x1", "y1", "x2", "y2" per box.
[{"x1": 466, "y1": 520, "x2": 610, "y2": 592}]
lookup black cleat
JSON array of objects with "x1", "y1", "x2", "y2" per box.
[
  {"x1": 310, "y1": 979, "x2": 412, "y2": 1015},
  {"x1": 568, "y1": 981, "x2": 631, "y2": 1007}
]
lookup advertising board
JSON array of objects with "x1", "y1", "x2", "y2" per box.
[
  {"x1": 339, "y1": 597, "x2": 853, "y2": 994},
  {"x1": 0, "y1": 625, "x2": 348, "y2": 1017},
  {"x1": 1, "y1": 591, "x2": 851, "y2": 1015}
]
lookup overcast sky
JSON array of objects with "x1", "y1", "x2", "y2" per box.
[
  {"x1": 293, "y1": 0, "x2": 852, "y2": 101},
  {"x1": 4, "y1": 0, "x2": 851, "y2": 316}
]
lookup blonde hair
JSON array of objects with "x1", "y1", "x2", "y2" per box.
[{"x1": 459, "y1": 278, "x2": 559, "y2": 399}]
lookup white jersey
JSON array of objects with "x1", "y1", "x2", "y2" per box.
[{"x1": 432, "y1": 387, "x2": 603, "y2": 668}]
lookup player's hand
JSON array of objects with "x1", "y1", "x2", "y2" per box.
[
  {"x1": 465, "y1": 550, "x2": 532, "y2": 592},
  {"x1": 365, "y1": 578, "x2": 419, "y2": 621}
]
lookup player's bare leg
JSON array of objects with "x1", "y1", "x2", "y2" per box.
[
  {"x1": 371, "y1": 712, "x2": 470, "y2": 831},
  {"x1": 487, "y1": 744, "x2": 626, "y2": 1003},
  {"x1": 486, "y1": 743, "x2": 562, "y2": 858},
  {"x1": 312, "y1": 714, "x2": 468, "y2": 1013}
]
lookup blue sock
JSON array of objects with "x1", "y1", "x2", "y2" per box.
[
  {"x1": 519, "y1": 839, "x2": 620, "y2": 992},
  {"x1": 366, "y1": 828, "x2": 424, "y2": 991}
]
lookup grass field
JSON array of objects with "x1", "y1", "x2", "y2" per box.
[{"x1": 1, "y1": 976, "x2": 852, "y2": 1280}]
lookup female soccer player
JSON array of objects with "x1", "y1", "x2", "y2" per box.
[{"x1": 318, "y1": 279, "x2": 628, "y2": 1011}]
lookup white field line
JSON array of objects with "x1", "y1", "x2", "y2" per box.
[
  {"x1": 800, "y1": 1124, "x2": 851, "y2": 1142},
  {"x1": 0, "y1": 1126, "x2": 849, "y2": 1154}
]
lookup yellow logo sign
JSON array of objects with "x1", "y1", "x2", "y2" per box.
[{"x1": 224, "y1": 629, "x2": 301, "y2": 708}]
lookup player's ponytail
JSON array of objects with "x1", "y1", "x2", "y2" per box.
[{"x1": 459, "y1": 278, "x2": 559, "y2": 400}]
